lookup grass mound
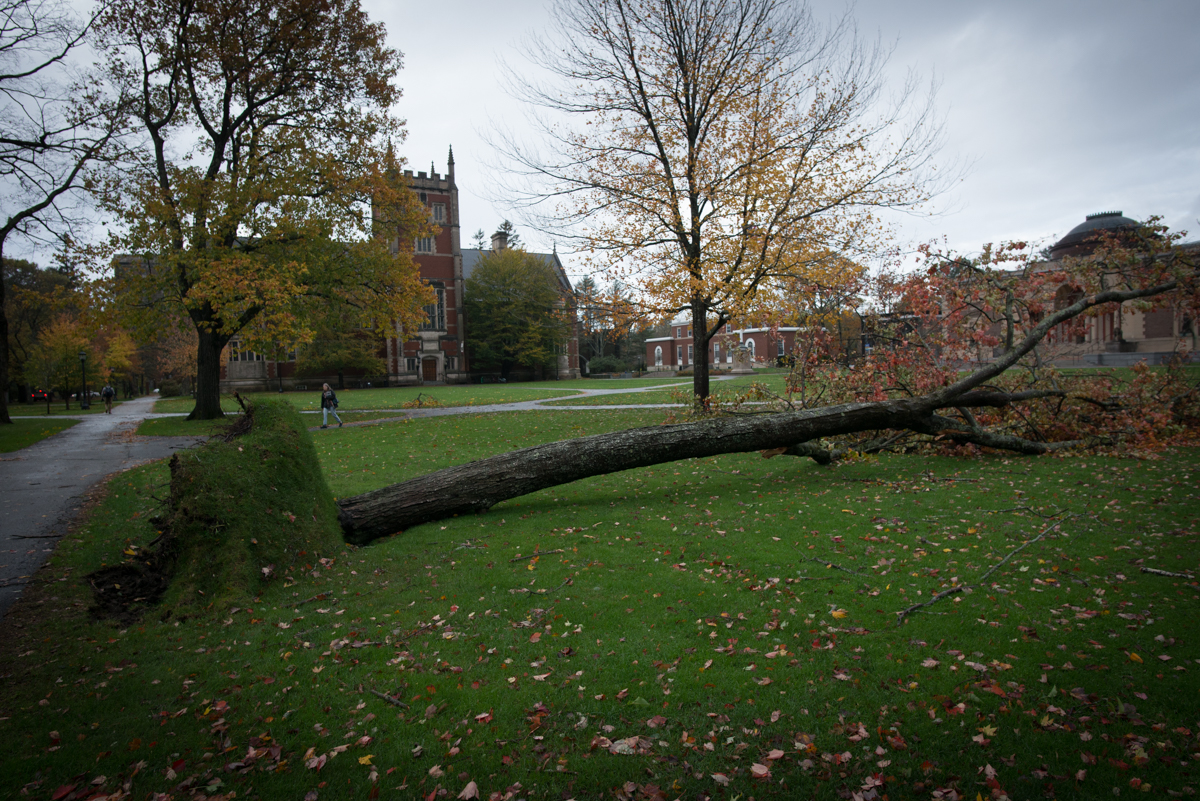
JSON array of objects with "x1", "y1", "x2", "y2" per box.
[{"x1": 88, "y1": 398, "x2": 343, "y2": 620}]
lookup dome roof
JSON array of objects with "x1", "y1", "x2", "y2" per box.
[{"x1": 1048, "y1": 211, "x2": 1140, "y2": 259}]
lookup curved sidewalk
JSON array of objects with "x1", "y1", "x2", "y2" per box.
[{"x1": 0, "y1": 397, "x2": 203, "y2": 619}]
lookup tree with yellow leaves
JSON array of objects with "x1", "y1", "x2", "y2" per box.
[
  {"x1": 95, "y1": 0, "x2": 432, "y2": 419},
  {"x1": 502, "y1": 0, "x2": 943, "y2": 401}
]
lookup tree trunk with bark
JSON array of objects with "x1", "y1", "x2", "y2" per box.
[
  {"x1": 0, "y1": 252, "x2": 11, "y2": 424},
  {"x1": 690, "y1": 302, "x2": 711, "y2": 400},
  {"x1": 188, "y1": 326, "x2": 229, "y2": 421},
  {"x1": 339, "y1": 396, "x2": 941, "y2": 544}
]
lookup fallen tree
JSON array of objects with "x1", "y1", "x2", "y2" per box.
[{"x1": 339, "y1": 232, "x2": 1199, "y2": 544}]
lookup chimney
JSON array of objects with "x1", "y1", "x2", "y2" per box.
[{"x1": 491, "y1": 230, "x2": 509, "y2": 251}]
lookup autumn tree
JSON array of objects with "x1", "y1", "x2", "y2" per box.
[
  {"x1": 3, "y1": 258, "x2": 73, "y2": 400},
  {"x1": 27, "y1": 313, "x2": 89, "y2": 409},
  {"x1": 501, "y1": 0, "x2": 942, "y2": 402},
  {"x1": 293, "y1": 304, "x2": 387, "y2": 388},
  {"x1": 464, "y1": 248, "x2": 575, "y2": 380},
  {"x1": 95, "y1": 0, "x2": 432, "y2": 420},
  {"x1": 0, "y1": 0, "x2": 125, "y2": 422}
]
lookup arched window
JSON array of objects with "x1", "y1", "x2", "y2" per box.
[
  {"x1": 654, "y1": 345, "x2": 662, "y2": 366},
  {"x1": 746, "y1": 339, "x2": 755, "y2": 358}
]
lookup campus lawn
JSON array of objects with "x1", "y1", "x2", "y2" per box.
[
  {"x1": 2, "y1": 408, "x2": 1198, "y2": 800},
  {"x1": 543, "y1": 374, "x2": 792, "y2": 406},
  {"x1": 6, "y1": 400, "x2": 126, "y2": 417},
  {"x1": 0, "y1": 417, "x2": 78, "y2": 452},
  {"x1": 152, "y1": 384, "x2": 581, "y2": 416}
]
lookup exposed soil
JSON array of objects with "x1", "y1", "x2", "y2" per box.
[{"x1": 86, "y1": 546, "x2": 176, "y2": 625}]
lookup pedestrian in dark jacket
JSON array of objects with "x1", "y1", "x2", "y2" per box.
[{"x1": 320, "y1": 383, "x2": 343, "y2": 428}]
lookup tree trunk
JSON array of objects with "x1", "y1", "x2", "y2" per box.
[
  {"x1": 188, "y1": 328, "x2": 227, "y2": 420},
  {"x1": 338, "y1": 397, "x2": 934, "y2": 544},
  {"x1": 691, "y1": 302, "x2": 710, "y2": 400},
  {"x1": 0, "y1": 252, "x2": 11, "y2": 424}
]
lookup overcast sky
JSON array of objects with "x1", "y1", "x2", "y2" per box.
[{"x1": 368, "y1": 0, "x2": 1200, "y2": 271}]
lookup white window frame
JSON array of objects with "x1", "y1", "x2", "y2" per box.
[{"x1": 654, "y1": 345, "x2": 662, "y2": 366}]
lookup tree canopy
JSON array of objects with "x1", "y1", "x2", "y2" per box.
[
  {"x1": 464, "y1": 248, "x2": 574, "y2": 379},
  {"x1": 502, "y1": 0, "x2": 942, "y2": 401},
  {"x1": 95, "y1": 0, "x2": 432, "y2": 419}
]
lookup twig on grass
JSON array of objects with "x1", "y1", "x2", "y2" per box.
[
  {"x1": 10, "y1": 534, "x2": 60, "y2": 539},
  {"x1": 1141, "y1": 567, "x2": 1195, "y2": 579},
  {"x1": 293, "y1": 593, "x2": 335, "y2": 609},
  {"x1": 896, "y1": 585, "x2": 965, "y2": 624},
  {"x1": 919, "y1": 471, "x2": 981, "y2": 483},
  {"x1": 811, "y1": 557, "x2": 862, "y2": 576},
  {"x1": 979, "y1": 514, "x2": 1074, "y2": 584},
  {"x1": 368, "y1": 688, "x2": 409, "y2": 709},
  {"x1": 393, "y1": 621, "x2": 438, "y2": 643},
  {"x1": 510, "y1": 549, "x2": 565, "y2": 562},
  {"x1": 897, "y1": 514, "x2": 1075, "y2": 624}
]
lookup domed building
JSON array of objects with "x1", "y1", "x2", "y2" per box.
[
  {"x1": 1037, "y1": 211, "x2": 1195, "y2": 366},
  {"x1": 1047, "y1": 211, "x2": 1142, "y2": 260}
]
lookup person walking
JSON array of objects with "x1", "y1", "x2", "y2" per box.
[
  {"x1": 320, "y1": 383, "x2": 343, "y2": 428},
  {"x1": 100, "y1": 382, "x2": 116, "y2": 414}
]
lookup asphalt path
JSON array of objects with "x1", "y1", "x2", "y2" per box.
[{"x1": 0, "y1": 396, "x2": 203, "y2": 619}]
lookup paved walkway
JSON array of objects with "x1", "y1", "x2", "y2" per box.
[
  {"x1": 0, "y1": 396, "x2": 203, "y2": 619},
  {"x1": 298, "y1": 376, "x2": 742, "y2": 427}
]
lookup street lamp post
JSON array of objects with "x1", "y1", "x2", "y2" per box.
[{"x1": 78, "y1": 351, "x2": 90, "y2": 410}]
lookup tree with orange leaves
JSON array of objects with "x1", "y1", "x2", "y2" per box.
[
  {"x1": 94, "y1": 0, "x2": 432, "y2": 419},
  {"x1": 501, "y1": 0, "x2": 944, "y2": 402}
]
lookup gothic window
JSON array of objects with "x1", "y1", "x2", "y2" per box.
[
  {"x1": 420, "y1": 286, "x2": 446, "y2": 330},
  {"x1": 432, "y1": 203, "x2": 446, "y2": 223},
  {"x1": 416, "y1": 236, "x2": 434, "y2": 253}
]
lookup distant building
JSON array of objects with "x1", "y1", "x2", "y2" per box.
[
  {"x1": 1030, "y1": 211, "x2": 1197, "y2": 366},
  {"x1": 645, "y1": 319, "x2": 801, "y2": 371}
]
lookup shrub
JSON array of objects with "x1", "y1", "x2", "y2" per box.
[
  {"x1": 676, "y1": 369, "x2": 693, "y2": 376},
  {"x1": 157, "y1": 379, "x2": 184, "y2": 396},
  {"x1": 587, "y1": 355, "x2": 627, "y2": 373}
]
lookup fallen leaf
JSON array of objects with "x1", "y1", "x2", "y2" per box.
[{"x1": 457, "y1": 780, "x2": 479, "y2": 799}]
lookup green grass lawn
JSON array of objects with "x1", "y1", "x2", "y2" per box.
[
  {"x1": 0, "y1": 417, "x2": 78, "y2": 452},
  {"x1": 6, "y1": 400, "x2": 126, "y2": 417},
  {"x1": 544, "y1": 375, "x2": 791, "y2": 406},
  {"x1": 2, "y1": 407, "x2": 1198, "y2": 800},
  {"x1": 152, "y1": 384, "x2": 582, "y2": 416}
]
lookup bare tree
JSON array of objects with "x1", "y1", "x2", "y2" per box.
[
  {"x1": 0, "y1": 0, "x2": 124, "y2": 423},
  {"x1": 498, "y1": 0, "x2": 945, "y2": 402}
]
